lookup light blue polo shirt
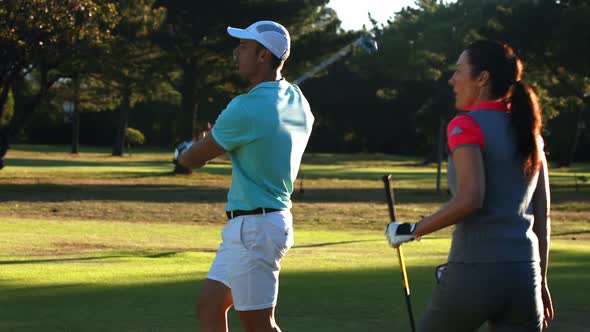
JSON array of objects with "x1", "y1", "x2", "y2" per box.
[{"x1": 211, "y1": 79, "x2": 314, "y2": 211}]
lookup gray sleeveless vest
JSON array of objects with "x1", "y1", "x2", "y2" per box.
[{"x1": 447, "y1": 110, "x2": 540, "y2": 263}]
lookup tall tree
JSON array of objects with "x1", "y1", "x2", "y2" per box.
[
  {"x1": 99, "y1": 0, "x2": 167, "y2": 156},
  {"x1": 351, "y1": 0, "x2": 589, "y2": 161},
  {"x1": 0, "y1": 0, "x2": 119, "y2": 161},
  {"x1": 459, "y1": 0, "x2": 590, "y2": 165},
  {"x1": 152, "y1": 0, "x2": 351, "y2": 142},
  {"x1": 356, "y1": 1, "x2": 460, "y2": 157}
]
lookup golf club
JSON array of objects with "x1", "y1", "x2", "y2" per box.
[
  {"x1": 294, "y1": 35, "x2": 378, "y2": 194},
  {"x1": 382, "y1": 174, "x2": 416, "y2": 332},
  {"x1": 435, "y1": 263, "x2": 448, "y2": 284}
]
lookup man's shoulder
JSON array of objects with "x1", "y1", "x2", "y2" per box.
[
  {"x1": 224, "y1": 93, "x2": 257, "y2": 115},
  {"x1": 229, "y1": 81, "x2": 309, "y2": 112},
  {"x1": 235, "y1": 86, "x2": 277, "y2": 108}
]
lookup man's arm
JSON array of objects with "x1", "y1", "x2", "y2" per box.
[{"x1": 178, "y1": 135, "x2": 226, "y2": 170}]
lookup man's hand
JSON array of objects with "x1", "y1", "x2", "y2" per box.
[
  {"x1": 385, "y1": 222, "x2": 416, "y2": 248},
  {"x1": 173, "y1": 141, "x2": 193, "y2": 166},
  {"x1": 195, "y1": 122, "x2": 213, "y2": 141}
]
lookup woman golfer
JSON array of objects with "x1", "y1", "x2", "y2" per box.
[{"x1": 386, "y1": 40, "x2": 554, "y2": 331}]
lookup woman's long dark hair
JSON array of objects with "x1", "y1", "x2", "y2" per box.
[{"x1": 465, "y1": 40, "x2": 542, "y2": 177}]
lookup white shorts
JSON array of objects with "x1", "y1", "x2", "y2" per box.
[{"x1": 207, "y1": 210, "x2": 294, "y2": 311}]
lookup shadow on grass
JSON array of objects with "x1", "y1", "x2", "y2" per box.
[
  {"x1": 0, "y1": 248, "x2": 588, "y2": 331},
  {"x1": 181, "y1": 164, "x2": 437, "y2": 181},
  {"x1": 9, "y1": 144, "x2": 170, "y2": 155},
  {"x1": 5, "y1": 156, "x2": 438, "y2": 181},
  {"x1": 550, "y1": 189, "x2": 590, "y2": 205},
  {"x1": 552, "y1": 230, "x2": 590, "y2": 237},
  {"x1": 301, "y1": 153, "x2": 422, "y2": 165},
  {"x1": 0, "y1": 255, "x2": 133, "y2": 265},
  {"x1": 0, "y1": 250, "x2": 218, "y2": 266},
  {"x1": 0, "y1": 241, "x2": 387, "y2": 267},
  {"x1": 293, "y1": 187, "x2": 450, "y2": 204},
  {"x1": 0, "y1": 182, "x2": 451, "y2": 204},
  {"x1": 293, "y1": 239, "x2": 381, "y2": 248},
  {"x1": 0, "y1": 265, "x2": 436, "y2": 331},
  {"x1": 1, "y1": 157, "x2": 587, "y2": 206},
  {"x1": 2, "y1": 181, "x2": 587, "y2": 206},
  {"x1": 0, "y1": 183, "x2": 228, "y2": 203},
  {"x1": 6, "y1": 158, "x2": 170, "y2": 168},
  {"x1": 4, "y1": 158, "x2": 234, "y2": 178},
  {"x1": 297, "y1": 169, "x2": 443, "y2": 181}
]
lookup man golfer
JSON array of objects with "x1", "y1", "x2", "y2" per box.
[{"x1": 175, "y1": 20, "x2": 314, "y2": 332}]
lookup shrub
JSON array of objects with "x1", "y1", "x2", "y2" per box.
[
  {"x1": 124, "y1": 127, "x2": 145, "y2": 147},
  {"x1": 0, "y1": 88, "x2": 15, "y2": 128}
]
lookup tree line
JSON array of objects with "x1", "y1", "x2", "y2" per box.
[{"x1": 1, "y1": 0, "x2": 588, "y2": 166}]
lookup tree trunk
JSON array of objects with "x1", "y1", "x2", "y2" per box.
[
  {"x1": 0, "y1": 81, "x2": 10, "y2": 117},
  {"x1": 567, "y1": 111, "x2": 584, "y2": 166},
  {"x1": 172, "y1": 60, "x2": 199, "y2": 174},
  {"x1": 178, "y1": 60, "x2": 199, "y2": 140},
  {"x1": 0, "y1": 83, "x2": 11, "y2": 169},
  {"x1": 421, "y1": 135, "x2": 438, "y2": 165},
  {"x1": 0, "y1": 67, "x2": 22, "y2": 119},
  {"x1": 192, "y1": 95, "x2": 203, "y2": 139},
  {"x1": 0, "y1": 131, "x2": 8, "y2": 170},
  {"x1": 71, "y1": 77, "x2": 81, "y2": 154},
  {"x1": 172, "y1": 101, "x2": 199, "y2": 174},
  {"x1": 436, "y1": 117, "x2": 445, "y2": 193},
  {"x1": 112, "y1": 85, "x2": 132, "y2": 156},
  {"x1": 555, "y1": 99, "x2": 583, "y2": 167},
  {"x1": 7, "y1": 65, "x2": 55, "y2": 140},
  {"x1": 1, "y1": 64, "x2": 55, "y2": 170}
]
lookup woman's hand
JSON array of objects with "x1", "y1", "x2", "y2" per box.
[{"x1": 541, "y1": 282, "x2": 554, "y2": 330}]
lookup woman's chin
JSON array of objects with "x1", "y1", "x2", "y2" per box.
[{"x1": 454, "y1": 102, "x2": 471, "y2": 111}]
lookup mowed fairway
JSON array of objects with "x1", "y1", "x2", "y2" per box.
[{"x1": 1, "y1": 145, "x2": 589, "y2": 331}]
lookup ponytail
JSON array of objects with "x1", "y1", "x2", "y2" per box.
[
  {"x1": 465, "y1": 40, "x2": 543, "y2": 177},
  {"x1": 510, "y1": 81, "x2": 542, "y2": 177}
]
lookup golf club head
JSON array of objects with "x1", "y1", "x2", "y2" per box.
[
  {"x1": 435, "y1": 263, "x2": 448, "y2": 284},
  {"x1": 174, "y1": 141, "x2": 193, "y2": 160},
  {"x1": 356, "y1": 36, "x2": 378, "y2": 54}
]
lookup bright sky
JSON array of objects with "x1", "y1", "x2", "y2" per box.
[{"x1": 328, "y1": 0, "x2": 417, "y2": 30}]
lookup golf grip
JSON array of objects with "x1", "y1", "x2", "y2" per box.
[
  {"x1": 382, "y1": 174, "x2": 397, "y2": 221},
  {"x1": 382, "y1": 175, "x2": 416, "y2": 332}
]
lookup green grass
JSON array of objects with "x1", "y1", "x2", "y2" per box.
[{"x1": 1, "y1": 145, "x2": 589, "y2": 331}]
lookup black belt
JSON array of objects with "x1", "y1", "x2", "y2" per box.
[{"x1": 226, "y1": 208, "x2": 283, "y2": 219}]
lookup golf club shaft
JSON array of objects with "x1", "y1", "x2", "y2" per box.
[
  {"x1": 397, "y1": 246, "x2": 416, "y2": 332},
  {"x1": 397, "y1": 247, "x2": 411, "y2": 296},
  {"x1": 382, "y1": 175, "x2": 416, "y2": 332}
]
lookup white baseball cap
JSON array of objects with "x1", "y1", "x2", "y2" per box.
[{"x1": 227, "y1": 21, "x2": 291, "y2": 60}]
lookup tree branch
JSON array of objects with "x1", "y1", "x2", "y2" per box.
[{"x1": 543, "y1": 54, "x2": 590, "y2": 105}]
